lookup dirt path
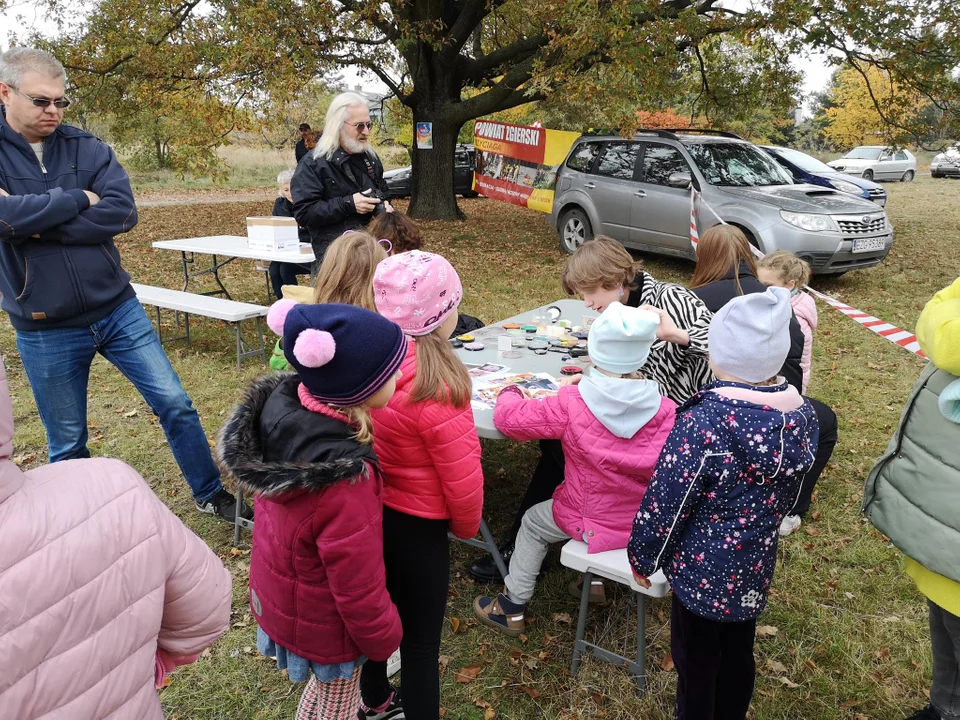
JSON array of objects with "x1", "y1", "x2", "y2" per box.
[{"x1": 134, "y1": 187, "x2": 275, "y2": 207}]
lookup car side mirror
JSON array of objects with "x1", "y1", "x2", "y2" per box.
[{"x1": 668, "y1": 171, "x2": 692, "y2": 188}]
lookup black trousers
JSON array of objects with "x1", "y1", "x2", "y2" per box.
[
  {"x1": 268, "y1": 262, "x2": 312, "y2": 300},
  {"x1": 360, "y1": 507, "x2": 449, "y2": 720},
  {"x1": 792, "y1": 397, "x2": 837, "y2": 516},
  {"x1": 506, "y1": 439, "x2": 566, "y2": 545},
  {"x1": 671, "y1": 594, "x2": 756, "y2": 720}
]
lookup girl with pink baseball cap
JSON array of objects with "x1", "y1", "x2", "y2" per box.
[{"x1": 357, "y1": 251, "x2": 485, "y2": 720}]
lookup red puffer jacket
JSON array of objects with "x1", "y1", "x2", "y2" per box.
[
  {"x1": 217, "y1": 374, "x2": 402, "y2": 664},
  {"x1": 372, "y1": 340, "x2": 484, "y2": 539}
]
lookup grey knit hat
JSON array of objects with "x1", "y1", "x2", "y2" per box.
[{"x1": 708, "y1": 287, "x2": 793, "y2": 383}]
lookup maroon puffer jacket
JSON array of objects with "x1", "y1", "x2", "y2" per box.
[{"x1": 217, "y1": 373, "x2": 401, "y2": 664}]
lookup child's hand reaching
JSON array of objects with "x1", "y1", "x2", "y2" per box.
[
  {"x1": 631, "y1": 567, "x2": 651, "y2": 589},
  {"x1": 558, "y1": 373, "x2": 582, "y2": 388}
]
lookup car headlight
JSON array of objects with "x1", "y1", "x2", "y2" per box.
[
  {"x1": 779, "y1": 210, "x2": 838, "y2": 232},
  {"x1": 829, "y1": 178, "x2": 863, "y2": 195}
]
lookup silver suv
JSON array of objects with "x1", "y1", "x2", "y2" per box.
[{"x1": 549, "y1": 130, "x2": 893, "y2": 274}]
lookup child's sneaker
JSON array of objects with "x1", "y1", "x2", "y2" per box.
[
  {"x1": 568, "y1": 576, "x2": 607, "y2": 604},
  {"x1": 474, "y1": 592, "x2": 526, "y2": 637},
  {"x1": 779, "y1": 514, "x2": 802, "y2": 537},
  {"x1": 357, "y1": 686, "x2": 404, "y2": 719}
]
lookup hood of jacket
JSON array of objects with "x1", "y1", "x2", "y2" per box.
[
  {"x1": 579, "y1": 373, "x2": 665, "y2": 439},
  {"x1": 694, "y1": 379, "x2": 812, "y2": 479},
  {"x1": 216, "y1": 373, "x2": 376, "y2": 498}
]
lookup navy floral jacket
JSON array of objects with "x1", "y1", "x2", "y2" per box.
[{"x1": 628, "y1": 379, "x2": 819, "y2": 621}]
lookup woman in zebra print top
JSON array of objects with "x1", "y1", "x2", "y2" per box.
[
  {"x1": 559, "y1": 236, "x2": 713, "y2": 405},
  {"x1": 467, "y1": 236, "x2": 714, "y2": 584}
]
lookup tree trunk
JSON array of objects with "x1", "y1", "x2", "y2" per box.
[{"x1": 407, "y1": 115, "x2": 464, "y2": 221}]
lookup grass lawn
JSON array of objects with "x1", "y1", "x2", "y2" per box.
[{"x1": 3, "y1": 176, "x2": 959, "y2": 719}]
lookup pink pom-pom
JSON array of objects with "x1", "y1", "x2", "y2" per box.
[
  {"x1": 293, "y1": 329, "x2": 336, "y2": 368},
  {"x1": 267, "y1": 299, "x2": 298, "y2": 336}
]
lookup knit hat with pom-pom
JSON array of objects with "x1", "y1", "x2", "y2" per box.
[{"x1": 266, "y1": 299, "x2": 407, "y2": 406}]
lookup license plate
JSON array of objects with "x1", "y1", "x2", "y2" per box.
[{"x1": 852, "y1": 236, "x2": 887, "y2": 253}]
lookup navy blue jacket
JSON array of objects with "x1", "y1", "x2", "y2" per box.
[
  {"x1": 629, "y1": 380, "x2": 819, "y2": 621},
  {"x1": 0, "y1": 109, "x2": 137, "y2": 330}
]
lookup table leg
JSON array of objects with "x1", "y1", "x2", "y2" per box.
[
  {"x1": 264, "y1": 269, "x2": 273, "y2": 304},
  {"x1": 176, "y1": 251, "x2": 235, "y2": 299}
]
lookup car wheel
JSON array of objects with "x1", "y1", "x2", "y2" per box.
[
  {"x1": 559, "y1": 208, "x2": 592, "y2": 255},
  {"x1": 900, "y1": 170, "x2": 915, "y2": 182},
  {"x1": 862, "y1": 169, "x2": 874, "y2": 181}
]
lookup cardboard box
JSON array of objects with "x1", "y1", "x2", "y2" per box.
[{"x1": 246, "y1": 217, "x2": 300, "y2": 252}]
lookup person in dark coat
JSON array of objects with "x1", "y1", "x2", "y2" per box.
[
  {"x1": 294, "y1": 123, "x2": 316, "y2": 164},
  {"x1": 268, "y1": 169, "x2": 313, "y2": 299},
  {"x1": 0, "y1": 47, "x2": 250, "y2": 525},
  {"x1": 291, "y1": 93, "x2": 391, "y2": 264},
  {"x1": 688, "y1": 225, "x2": 838, "y2": 536}
]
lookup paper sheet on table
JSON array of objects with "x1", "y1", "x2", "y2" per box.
[{"x1": 471, "y1": 372, "x2": 559, "y2": 410}]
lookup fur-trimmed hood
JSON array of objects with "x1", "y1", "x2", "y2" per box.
[{"x1": 217, "y1": 373, "x2": 377, "y2": 498}]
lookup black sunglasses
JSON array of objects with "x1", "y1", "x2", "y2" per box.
[
  {"x1": 345, "y1": 121, "x2": 374, "y2": 131},
  {"x1": 11, "y1": 87, "x2": 71, "y2": 109}
]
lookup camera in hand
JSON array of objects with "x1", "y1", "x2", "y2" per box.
[{"x1": 363, "y1": 189, "x2": 387, "y2": 217}]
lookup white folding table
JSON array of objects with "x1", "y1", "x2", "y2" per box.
[{"x1": 152, "y1": 235, "x2": 316, "y2": 303}]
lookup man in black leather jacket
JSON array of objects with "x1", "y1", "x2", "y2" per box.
[{"x1": 291, "y1": 92, "x2": 392, "y2": 263}]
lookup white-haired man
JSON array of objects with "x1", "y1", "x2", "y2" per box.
[
  {"x1": 0, "y1": 47, "x2": 251, "y2": 524},
  {"x1": 291, "y1": 92, "x2": 392, "y2": 262}
]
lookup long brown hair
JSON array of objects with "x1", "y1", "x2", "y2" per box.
[
  {"x1": 313, "y1": 231, "x2": 387, "y2": 310},
  {"x1": 689, "y1": 225, "x2": 757, "y2": 295},
  {"x1": 368, "y1": 212, "x2": 423, "y2": 255},
  {"x1": 560, "y1": 236, "x2": 641, "y2": 295},
  {"x1": 411, "y1": 328, "x2": 472, "y2": 408}
]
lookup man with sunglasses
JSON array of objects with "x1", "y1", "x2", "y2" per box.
[
  {"x1": 291, "y1": 91, "x2": 392, "y2": 264},
  {"x1": 0, "y1": 47, "x2": 252, "y2": 525}
]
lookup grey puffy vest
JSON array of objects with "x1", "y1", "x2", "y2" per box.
[{"x1": 863, "y1": 363, "x2": 960, "y2": 584}]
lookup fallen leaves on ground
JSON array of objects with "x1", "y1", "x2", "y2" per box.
[
  {"x1": 756, "y1": 625, "x2": 779, "y2": 638},
  {"x1": 455, "y1": 664, "x2": 482, "y2": 683}
]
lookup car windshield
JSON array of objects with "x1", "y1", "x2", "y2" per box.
[
  {"x1": 686, "y1": 142, "x2": 793, "y2": 187},
  {"x1": 771, "y1": 148, "x2": 836, "y2": 174},
  {"x1": 845, "y1": 147, "x2": 883, "y2": 160}
]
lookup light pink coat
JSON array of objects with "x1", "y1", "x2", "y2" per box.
[
  {"x1": 493, "y1": 385, "x2": 676, "y2": 553},
  {"x1": 0, "y1": 367, "x2": 232, "y2": 719},
  {"x1": 792, "y1": 291, "x2": 818, "y2": 393}
]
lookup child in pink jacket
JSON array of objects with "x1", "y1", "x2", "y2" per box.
[
  {"x1": 0, "y1": 361, "x2": 232, "y2": 719},
  {"x1": 758, "y1": 251, "x2": 818, "y2": 393},
  {"x1": 474, "y1": 303, "x2": 676, "y2": 637}
]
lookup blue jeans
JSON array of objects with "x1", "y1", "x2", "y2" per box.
[{"x1": 15, "y1": 297, "x2": 223, "y2": 502}]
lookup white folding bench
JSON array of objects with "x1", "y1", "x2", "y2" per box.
[
  {"x1": 560, "y1": 540, "x2": 669, "y2": 691},
  {"x1": 131, "y1": 283, "x2": 268, "y2": 371}
]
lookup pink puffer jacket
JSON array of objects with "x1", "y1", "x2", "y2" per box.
[
  {"x1": 0, "y1": 365, "x2": 232, "y2": 719},
  {"x1": 791, "y1": 291, "x2": 818, "y2": 393},
  {"x1": 494, "y1": 383, "x2": 677, "y2": 553}
]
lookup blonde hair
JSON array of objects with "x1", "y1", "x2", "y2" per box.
[
  {"x1": 411, "y1": 330, "x2": 472, "y2": 408},
  {"x1": 331, "y1": 405, "x2": 374, "y2": 444},
  {"x1": 689, "y1": 225, "x2": 757, "y2": 294},
  {"x1": 757, "y1": 250, "x2": 811, "y2": 289},
  {"x1": 313, "y1": 231, "x2": 387, "y2": 310},
  {"x1": 561, "y1": 236, "x2": 640, "y2": 295}
]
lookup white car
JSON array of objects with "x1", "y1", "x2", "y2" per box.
[
  {"x1": 931, "y1": 145, "x2": 960, "y2": 179},
  {"x1": 827, "y1": 146, "x2": 917, "y2": 182}
]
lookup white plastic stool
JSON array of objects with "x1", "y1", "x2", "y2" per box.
[{"x1": 559, "y1": 540, "x2": 669, "y2": 690}]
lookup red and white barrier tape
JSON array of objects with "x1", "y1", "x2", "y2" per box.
[{"x1": 689, "y1": 189, "x2": 925, "y2": 358}]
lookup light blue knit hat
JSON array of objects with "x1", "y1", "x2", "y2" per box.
[{"x1": 587, "y1": 302, "x2": 661, "y2": 375}]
